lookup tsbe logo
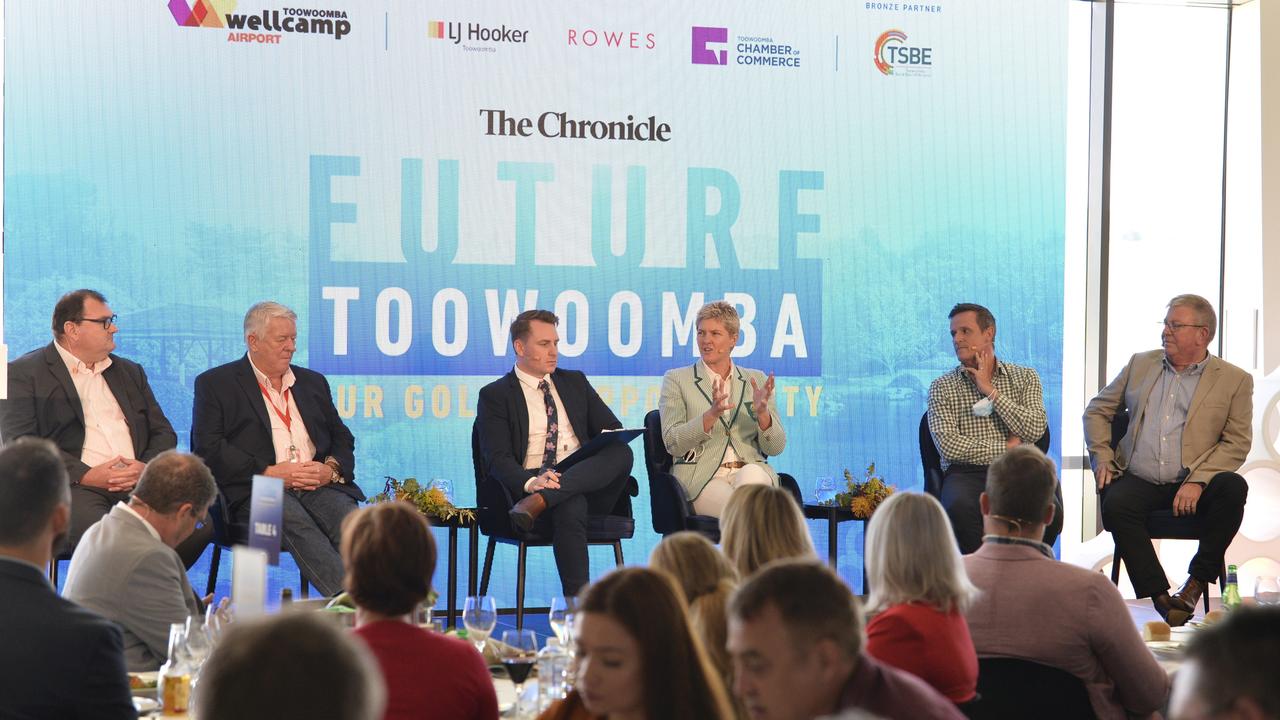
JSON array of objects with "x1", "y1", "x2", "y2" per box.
[
  {"x1": 692, "y1": 26, "x2": 801, "y2": 69},
  {"x1": 874, "y1": 29, "x2": 933, "y2": 76}
]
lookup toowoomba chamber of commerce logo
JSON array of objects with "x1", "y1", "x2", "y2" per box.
[
  {"x1": 168, "y1": 1, "x2": 351, "y2": 43},
  {"x1": 691, "y1": 25, "x2": 801, "y2": 69}
]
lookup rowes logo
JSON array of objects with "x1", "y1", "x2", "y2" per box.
[
  {"x1": 567, "y1": 28, "x2": 656, "y2": 51},
  {"x1": 169, "y1": 2, "x2": 352, "y2": 42},
  {"x1": 874, "y1": 29, "x2": 932, "y2": 76},
  {"x1": 692, "y1": 26, "x2": 801, "y2": 69}
]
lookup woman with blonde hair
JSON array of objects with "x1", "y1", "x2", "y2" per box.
[
  {"x1": 720, "y1": 484, "x2": 816, "y2": 578},
  {"x1": 538, "y1": 567, "x2": 734, "y2": 720},
  {"x1": 649, "y1": 532, "x2": 739, "y2": 690},
  {"x1": 659, "y1": 300, "x2": 786, "y2": 518},
  {"x1": 863, "y1": 491, "x2": 979, "y2": 705}
]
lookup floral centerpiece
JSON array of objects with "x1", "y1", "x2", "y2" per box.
[
  {"x1": 824, "y1": 463, "x2": 896, "y2": 519},
  {"x1": 370, "y1": 476, "x2": 476, "y2": 524}
]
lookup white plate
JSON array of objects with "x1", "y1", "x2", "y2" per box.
[
  {"x1": 1145, "y1": 640, "x2": 1184, "y2": 650},
  {"x1": 133, "y1": 697, "x2": 159, "y2": 713}
]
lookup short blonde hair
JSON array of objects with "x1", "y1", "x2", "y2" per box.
[
  {"x1": 863, "y1": 492, "x2": 977, "y2": 616},
  {"x1": 651, "y1": 533, "x2": 739, "y2": 684},
  {"x1": 696, "y1": 301, "x2": 740, "y2": 338},
  {"x1": 720, "y1": 484, "x2": 816, "y2": 578}
]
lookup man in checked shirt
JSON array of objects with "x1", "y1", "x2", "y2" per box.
[{"x1": 927, "y1": 303, "x2": 1060, "y2": 554}]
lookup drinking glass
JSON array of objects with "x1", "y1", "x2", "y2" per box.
[
  {"x1": 431, "y1": 478, "x2": 455, "y2": 504},
  {"x1": 183, "y1": 615, "x2": 213, "y2": 675},
  {"x1": 814, "y1": 476, "x2": 837, "y2": 505},
  {"x1": 500, "y1": 629, "x2": 538, "y2": 717},
  {"x1": 203, "y1": 604, "x2": 223, "y2": 643},
  {"x1": 1255, "y1": 575, "x2": 1280, "y2": 606},
  {"x1": 548, "y1": 595, "x2": 578, "y2": 646},
  {"x1": 462, "y1": 595, "x2": 497, "y2": 655}
]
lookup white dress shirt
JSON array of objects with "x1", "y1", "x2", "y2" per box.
[
  {"x1": 247, "y1": 354, "x2": 317, "y2": 464},
  {"x1": 54, "y1": 340, "x2": 135, "y2": 467},
  {"x1": 513, "y1": 366, "x2": 582, "y2": 486}
]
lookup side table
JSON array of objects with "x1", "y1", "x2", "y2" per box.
[
  {"x1": 424, "y1": 510, "x2": 479, "y2": 628},
  {"x1": 802, "y1": 503, "x2": 869, "y2": 594}
]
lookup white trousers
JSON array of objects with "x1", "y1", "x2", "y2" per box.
[{"x1": 692, "y1": 463, "x2": 775, "y2": 518}]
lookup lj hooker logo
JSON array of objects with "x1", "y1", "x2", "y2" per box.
[
  {"x1": 428, "y1": 20, "x2": 529, "y2": 53},
  {"x1": 168, "y1": 1, "x2": 352, "y2": 43}
]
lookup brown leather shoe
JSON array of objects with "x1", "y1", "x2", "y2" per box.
[
  {"x1": 1152, "y1": 593, "x2": 1192, "y2": 627},
  {"x1": 509, "y1": 492, "x2": 547, "y2": 532},
  {"x1": 1170, "y1": 576, "x2": 1207, "y2": 614}
]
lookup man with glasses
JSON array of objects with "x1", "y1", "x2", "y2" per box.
[
  {"x1": 1085, "y1": 293, "x2": 1251, "y2": 626},
  {"x1": 63, "y1": 451, "x2": 217, "y2": 671},
  {"x1": 0, "y1": 289, "x2": 209, "y2": 566}
]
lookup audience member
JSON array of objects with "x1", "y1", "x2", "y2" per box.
[
  {"x1": 0, "y1": 289, "x2": 209, "y2": 566},
  {"x1": 863, "y1": 492, "x2": 979, "y2": 704},
  {"x1": 727, "y1": 559, "x2": 962, "y2": 720},
  {"x1": 1085, "y1": 293, "x2": 1251, "y2": 626},
  {"x1": 1169, "y1": 606, "x2": 1280, "y2": 720},
  {"x1": 650, "y1": 531, "x2": 740, "y2": 699},
  {"x1": 193, "y1": 301, "x2": 365, "y2": 597},
  {"x1": 539, "y1": 567, "x2": 735, "y2": 720},
  {"x1": 721, "y1": 484, "x2": 816, "y2": 578},
  {"x1": 342, "y1": 502, "x2": 497, "y2": 720},
  {"x1": 963, "y1": 445, "x2": 1168, "y2": 719},
  {"x1": 477, "y1": 309, "x2": 633, "y2": 596},
  {"x1": 926, "y1": 302, "x2": 1059, "y2": 553},
  {"x1": 63, "y1": 450, "x2": 216, "y2": 671},
  {"x1": 659, "y1": 300, "x2": 786, "y2": 518},
  {"x1": 0, "y1": 438, "x2": 136, "y2": 719},
  {"x1": 197, "y1": 612, "x2": 386, "y2": 720}
]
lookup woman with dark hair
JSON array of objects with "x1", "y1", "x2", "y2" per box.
[
  {"x1": 342, "y1": 502, "x2": 497, "y2": 720},
  {"x1": 538, "y1": 567, "x2": 735, "y2": 720}
]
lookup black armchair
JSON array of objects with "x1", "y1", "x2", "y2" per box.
[
  {"x1": 969, "y1": 657, "x2": 1095, "y2": 720},
  {"x1": 641, "y1": 409, "x2": 801, "y2": 543},
  {"x1": 919, "y1": 412, "x2": 1051, "y2": 499},
  {"x1": 471, "y1": 420, "x2": 635, "y2": 629}
]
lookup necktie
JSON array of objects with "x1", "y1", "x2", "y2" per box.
[{"x1": 539, "y1": 379, "x2": 558, "y2": 470}]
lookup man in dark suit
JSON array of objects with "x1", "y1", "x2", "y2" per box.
[
  {"x1": 477, "y1": 309, "x2": 633, "y2": 596},
  {"x1": 192, "y1": 301, "x2": 363, "y2": 597},
  {"x1": 0, "y1": 289, "x2": 208, "y2": 566},
  {"x1": 0, "y1": 437, "x2": 136, "y2": 719}
]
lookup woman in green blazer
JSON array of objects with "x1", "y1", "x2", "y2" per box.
[{"x1": 659, "y1": 301, "x2": 787, "y2": 517}]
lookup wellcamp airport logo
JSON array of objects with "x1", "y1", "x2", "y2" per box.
[
  {"x1": 691, "y1": 26, "x2": 801, "y2": 69},
  {"x1": 168, "y1": 1, "x2": 352, "y2": 42},
  {"x1": 873, "y1": 29, "x2": 933, "y2": 76}
]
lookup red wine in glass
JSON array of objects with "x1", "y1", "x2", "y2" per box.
[{"x1": 502, "y1": 657, "x2": 535, "y2": 685}]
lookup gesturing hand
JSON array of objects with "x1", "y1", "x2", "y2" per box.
[{"x1": 750, "y1": 373, "x2": 775, "y2": 418}]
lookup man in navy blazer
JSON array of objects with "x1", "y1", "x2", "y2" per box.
[
  {"x1": 477, "y1": 309, "x2": 632, "y2": 595},
  {"x1": 0, "y1": 438, "x2": 136, "y2": 719},
  {"x1": 192, "y1": 301, "x2": 363, "y2": 597},
  {"x1": 0, "y1": 289, "x2": 208, "y2": 566}
]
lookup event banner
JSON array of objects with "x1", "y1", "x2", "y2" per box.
[{"x1": 5, "y1": 0, "x2": 1066, "y2": 592}]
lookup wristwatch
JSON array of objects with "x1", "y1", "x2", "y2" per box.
[{"x1": 324, "y1": 456, "x2": 345, "y2": 485}]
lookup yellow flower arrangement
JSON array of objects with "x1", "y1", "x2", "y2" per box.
[
  {"x1": 371, "y1": 477, "x2": 477, "y2": 524},
  {"x1": 828, "y1": 463, "x2": 896, "y2": 520}
]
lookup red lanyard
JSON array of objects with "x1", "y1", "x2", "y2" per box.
[{"x1": 257, "y1": 382, "x2": 293, "y2": 431}]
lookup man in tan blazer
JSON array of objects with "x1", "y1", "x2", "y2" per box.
[{"x1": 1084, "y1": 294, "x2": 1251, "y2": 626}]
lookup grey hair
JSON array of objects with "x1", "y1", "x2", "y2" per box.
[
  {"x1": 132, "y1": 451, "x2": 217, "y2": 515},
  {"x1": 1168, "y1": 294, "x2": 1217, "y2": 341},
  {"x1": 863, "y1": 492, "x2": 977, "y2": 615},
  {"x1": 244, "y1": 301, "x2": 298, "y2": 341}
]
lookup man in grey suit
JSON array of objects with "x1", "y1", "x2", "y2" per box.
[
  {"x1": 0, "y1": 289, "x2": 209, "y2": 567},
  {"x1": 1085, "y1": 294, "x2": 1252, "y2": 626},
  {"x1": 64, "y1": 450, "x2": 216, "y2": 671}
]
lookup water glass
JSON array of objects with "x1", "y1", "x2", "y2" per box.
[
  {"x1": 462, "y1": 595, "x2": 497, "y2": 655},
  {"x1": 431, "y1": 478, "x2": 455, "y2": 504},
  {"x1": 814, "y1": 476, "x2": 837, "y2": 505},
  {"x1": 548, "y1": 595, "x2": 578, "y2": 646},
  {"x1": 183, "y1": 616, "x2": 213, "y2": 673},
  {"x1": 1255, "y1": 575, "x2": 1280, "y2": 605}
]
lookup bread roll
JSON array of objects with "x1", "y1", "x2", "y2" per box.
[
  {"x1": 1142, "y1": 620, "x2": 1171, "y2": 641},
  {"x1": 1202, "y1": 609, "x2": 1227, "y2": 625}
]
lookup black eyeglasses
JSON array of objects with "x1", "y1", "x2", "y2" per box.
[
  {"x1": 1160, "y1": 321, "x2": 1205, "y2": 332},
  {"x1": 76, "y1": 315, "x2": 118, "y2": 330}
]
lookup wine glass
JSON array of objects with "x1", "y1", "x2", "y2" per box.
[
  {"x1": 203, "y1": 603, "x2": 222, "y2": 643},
  {"x1": 500, "y1": 629, "x2": 538, "y2": 716},
  {"x1": 183, "y1": 615, "x2": 213, "y2": 675},
  {"x1": 462, "y1": 595, "x2": 497, "y2": 655},
  {"x1": 1255, "y1": 575, "x2": 1280, "y2": 605},
  {"x1": 548, "y1": 595, "x2": 578, "y2": 645}
]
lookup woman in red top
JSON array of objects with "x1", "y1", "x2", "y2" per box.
[
  {"x1": 863, "y1": 492, "x2": 979, "y2": 705},
  {"x1": 342, "y1": 502, "x2": 498, "y2": 720}
]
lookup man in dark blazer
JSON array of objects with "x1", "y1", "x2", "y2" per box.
[
  {"x1": 0, "y1": 289, "x2": 208, "y2": 566},
  {"x1": 192, "y1": 301, "x2": 363, "y2": 597},
  {"x1": 0, "y1": 437, "x2": 136, "y2": 720},
  {"x1": 477, "y1": 309, "x2": 632, "y2": 596}
]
